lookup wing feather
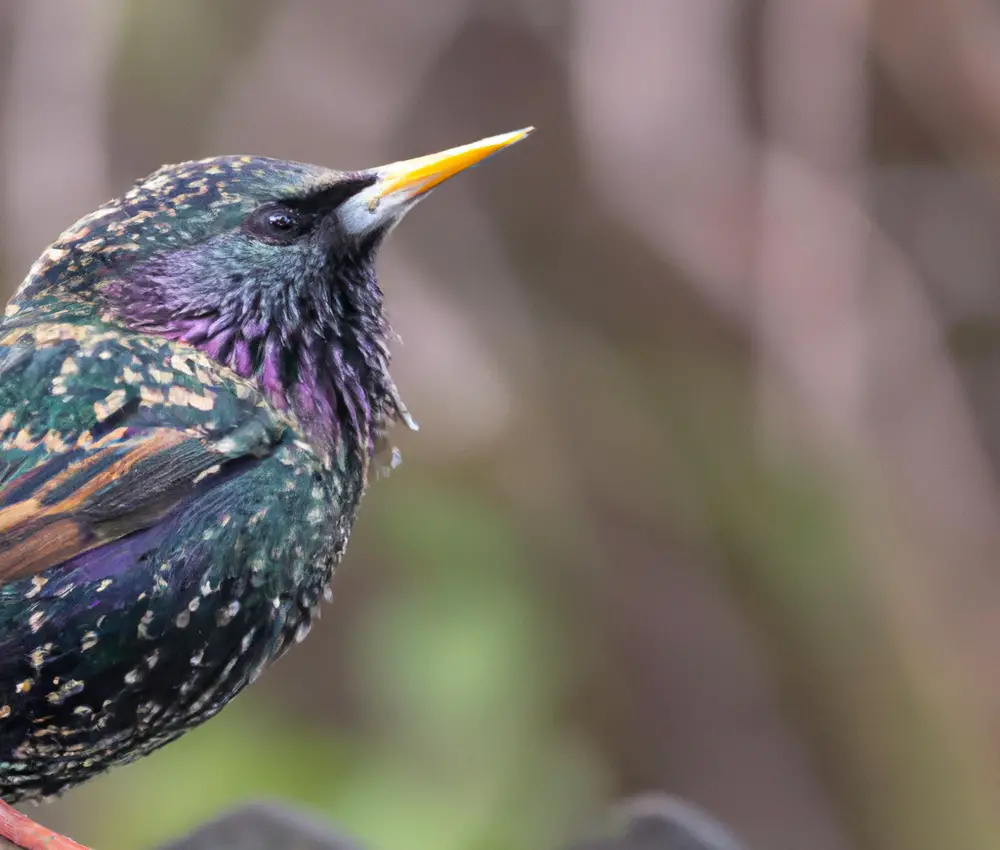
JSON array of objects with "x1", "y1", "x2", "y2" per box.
[
  {"x1": 0, "y1": 427, "x2": 257, "y2": 581},
  {"x1": 0, "y1": 325, "x2": 301, "y2": 589}
]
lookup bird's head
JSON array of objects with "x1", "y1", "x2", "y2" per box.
[{"x1": 9, "y1": 128, "x2": 532, "y2": 460}]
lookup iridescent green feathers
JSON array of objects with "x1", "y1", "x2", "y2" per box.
[
  {"x1": 9, "y1": 156, "x2": 341, "y2": 309},
  {"x1": 0, "y1": 318, "x2": 302, "y2": 582}
]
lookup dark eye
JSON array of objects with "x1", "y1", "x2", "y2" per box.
[
  {"x1": 267, "y1": 211, "x2": 296, "y2": 231},
  {"x1": 245, "y1": 204, "x2": 309, "y2": 244}
]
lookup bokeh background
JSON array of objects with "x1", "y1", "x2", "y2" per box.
[{"x1": 3, "y1": 1, "x2": 1000, "y2": 849}]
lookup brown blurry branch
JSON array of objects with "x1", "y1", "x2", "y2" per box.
[
  {"x1": 873, "y1": 0, "x2": 1000, "y2": 162},
  {"x1": 755, "y1": 0, "x2": 870, "y2": 445}
]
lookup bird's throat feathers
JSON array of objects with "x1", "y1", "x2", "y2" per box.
[{"x1": 103, "y1": 250, "x2": 415, "y2": 468}]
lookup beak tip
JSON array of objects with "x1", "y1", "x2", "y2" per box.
[
  {"x1": 509, "y1": 126, "x2": 535, "y2": 144},
  {"x1": 481, "y1": 126, "x2": 534, "y2": 160}
]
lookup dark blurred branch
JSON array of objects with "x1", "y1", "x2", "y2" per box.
[
  {"x1": 562, "y1": 795, "x2": 747, "y2": 850},
  {"x1": 145, "y1": 796, "x2": 747, "y2": 850}
]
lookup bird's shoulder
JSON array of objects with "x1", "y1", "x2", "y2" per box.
[
  {"x1": 0, "y1": 312, "x2": 344, "y2": 584},
  {"x1": 0, "y1": 311, "x2": 287, "y2": 443}
]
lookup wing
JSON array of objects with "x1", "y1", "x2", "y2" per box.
[
  {"x1": 0, "y1": 427, "x2": 264, "y2": 580},
  {"x1": 0, "y1": 320, "x2": 295, "y2": 585}
]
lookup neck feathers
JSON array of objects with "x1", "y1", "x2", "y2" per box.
[
  {"x1": 166, "y1": 311, "x2": 413, "y2": 464},
  {"x1": 104, "y1": 259, "x2": 415, "y2": 469}
]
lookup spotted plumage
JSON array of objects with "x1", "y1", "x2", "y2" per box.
[
  {"x1": 0, "y1": 318, "x2": 341, "y2": 798},
  {"x1": 0, "y1": 128, "x2": 532, "y2": 848}
]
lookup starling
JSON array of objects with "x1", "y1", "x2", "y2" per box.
[{"x1": 0, "y1": 128, "x2": 532, "y2": 850}]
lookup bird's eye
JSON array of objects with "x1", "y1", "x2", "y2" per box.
[
  {"x1": 245, "y1": 204, "x2": 309, "y2": 244},
  {"x1": 268, "y1": 211, "x2": 295, "y2": 231}
]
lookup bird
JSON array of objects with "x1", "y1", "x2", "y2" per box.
[{"x1": 0, "y1": 127, "x2": 533, "y2": 850}]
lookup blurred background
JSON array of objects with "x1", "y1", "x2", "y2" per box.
[{"x1": 3, "y1": 1, "x2": 1000, "y2": 849}]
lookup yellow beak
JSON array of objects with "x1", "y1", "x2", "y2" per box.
[
  {"x1": 337, "y1": 127, "x2": 534, "y2": 237},
  {"x1": 371, "y1": 127, "x2": 534, "y2": 207}
]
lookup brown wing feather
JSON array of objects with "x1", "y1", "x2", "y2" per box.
[
  {"x1": 0, "y1": 519, "x2": 86, "y2": 580},
  {"x1": 0, "y1": 429, "x2": 228, "y2": 583}
]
